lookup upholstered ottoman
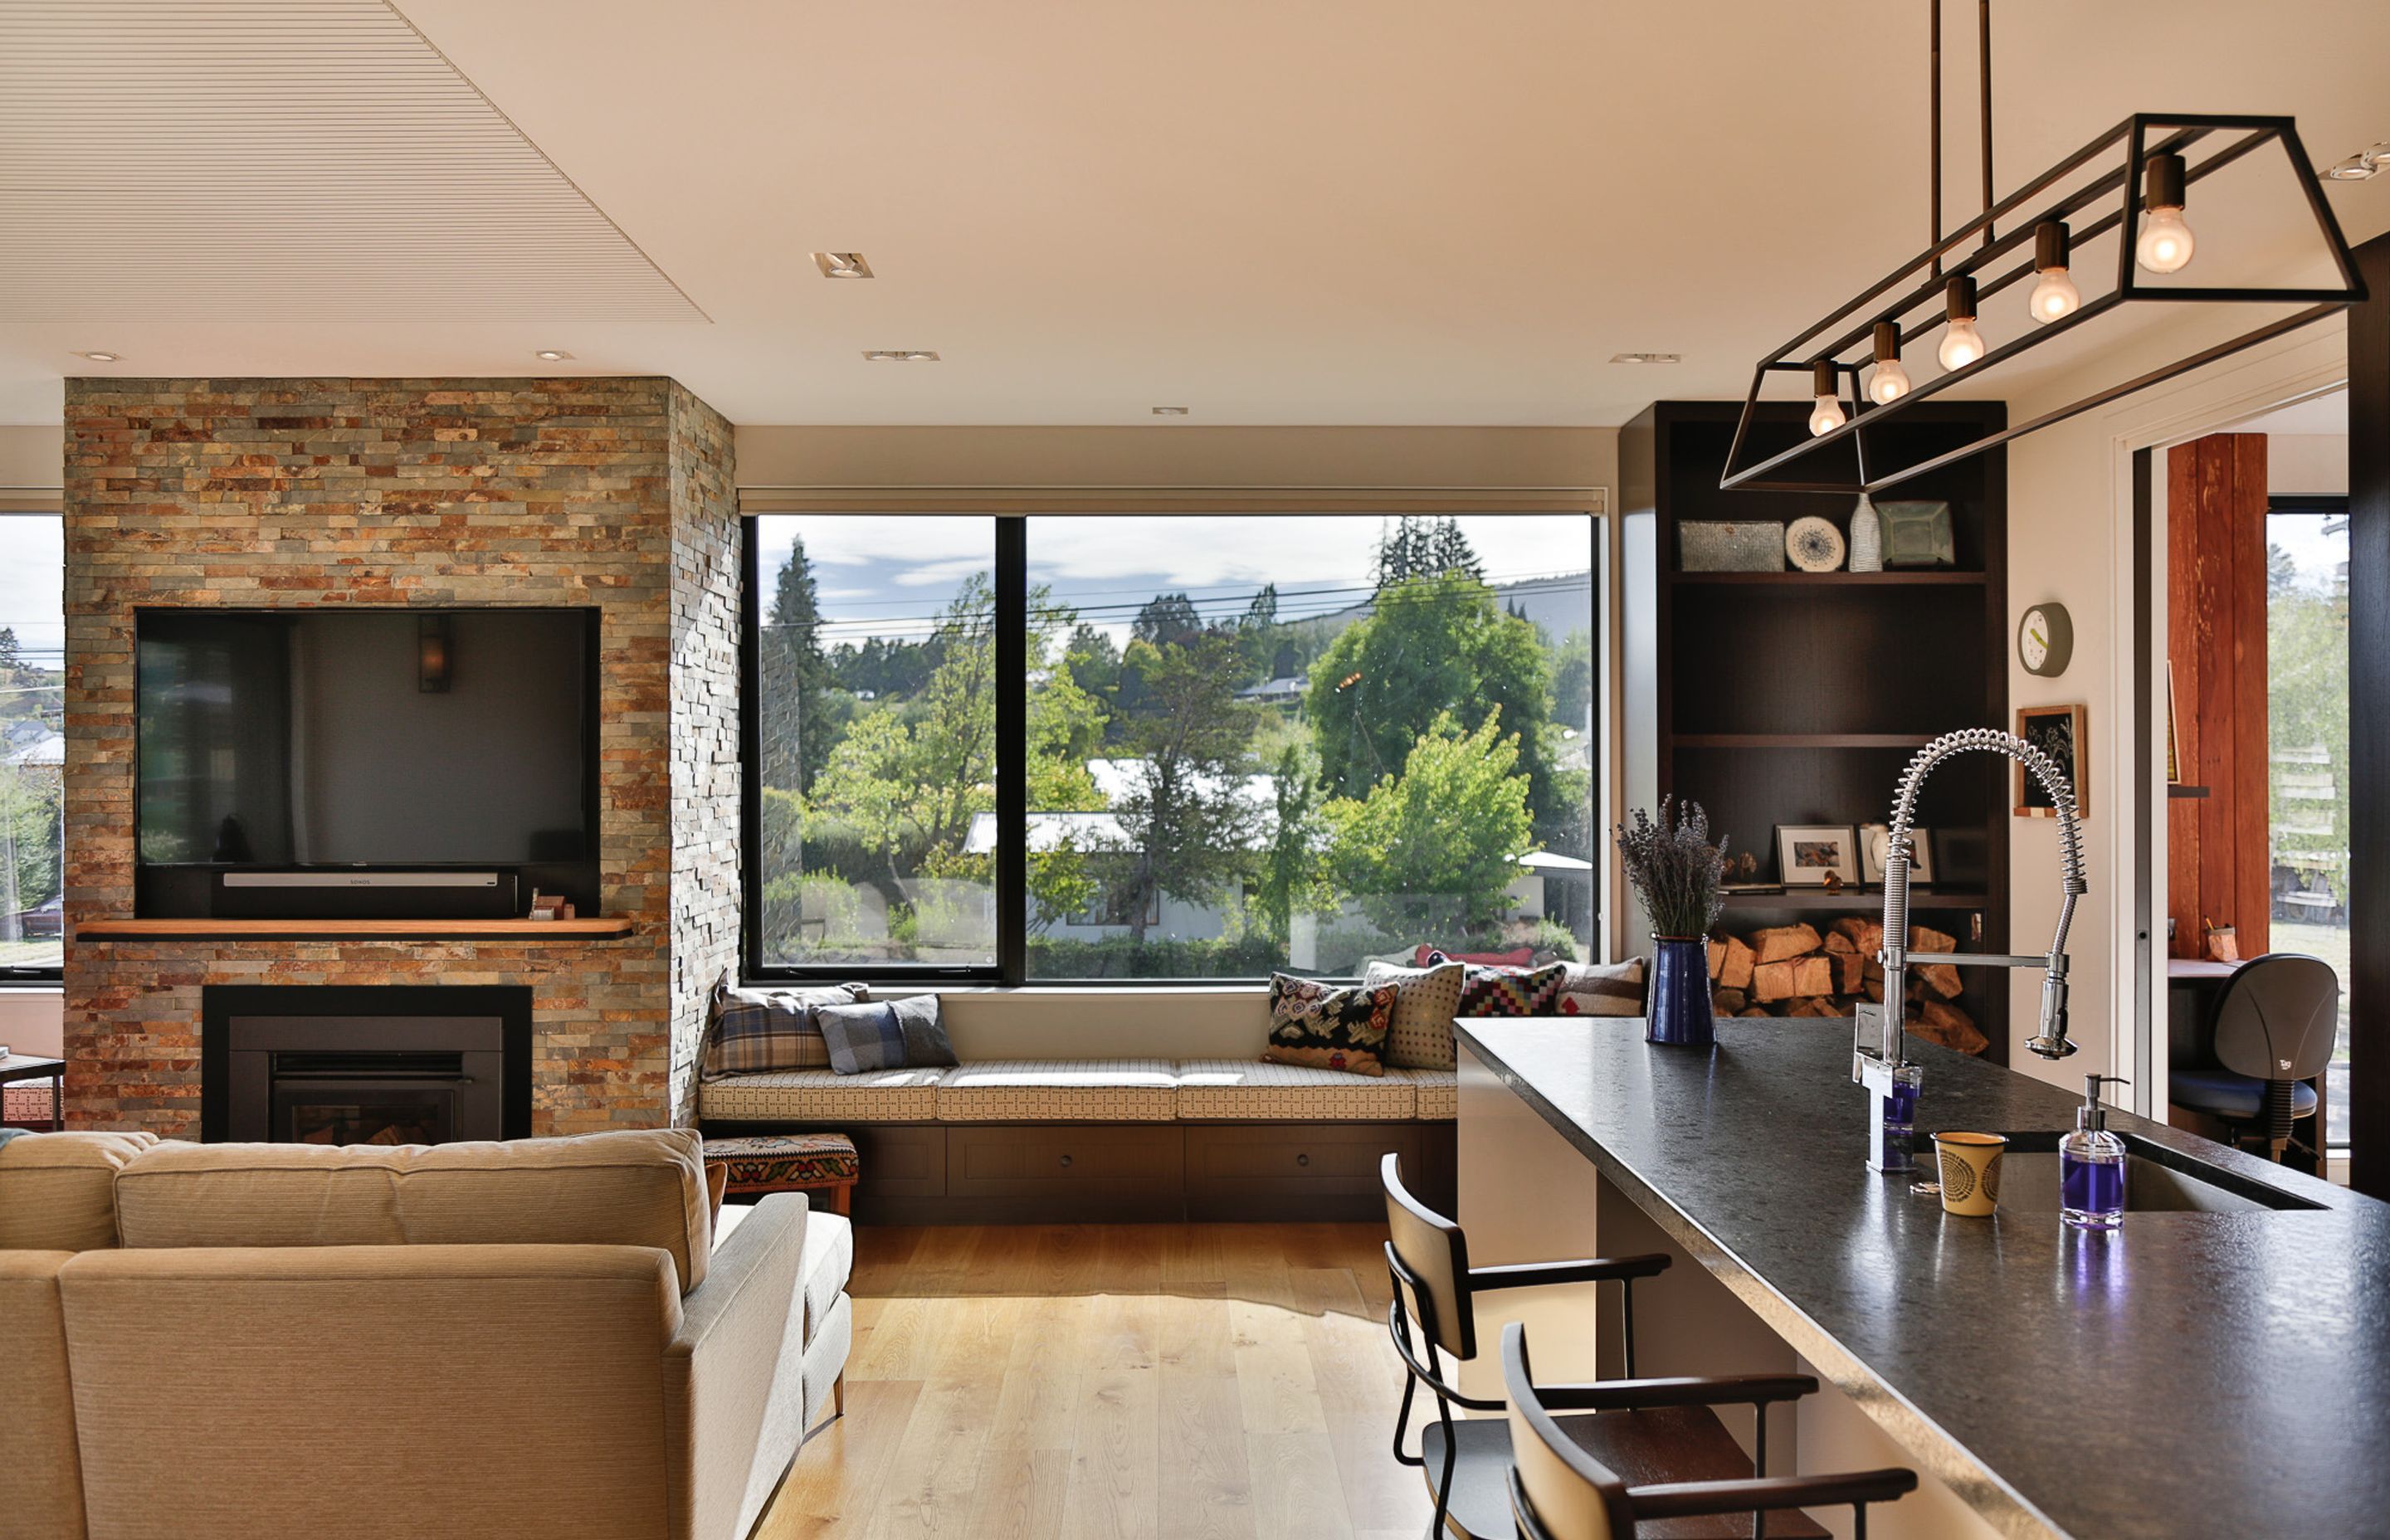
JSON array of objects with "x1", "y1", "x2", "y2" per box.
[{"x1": 703, "y1": 1131, "x2": 859, "y2": 1216}]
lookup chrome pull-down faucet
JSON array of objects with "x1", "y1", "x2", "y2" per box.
[{"x1": 1854, "y1": 728, "x2": 2089, "y2": 1172}]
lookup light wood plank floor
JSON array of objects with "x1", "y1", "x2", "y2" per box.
[{"x1": 758, "y1": 1223, "x2": 1431, "y2": 1540}]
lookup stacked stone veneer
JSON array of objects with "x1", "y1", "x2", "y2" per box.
[{"x1": 62, "y1": 377, "x2": 739, "y2": 1137}]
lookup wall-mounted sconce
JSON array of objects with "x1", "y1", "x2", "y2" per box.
[{"x1": 418, "y1": 615, "x2": 452, "y2": 693}]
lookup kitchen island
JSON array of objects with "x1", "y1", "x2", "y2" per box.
[{"x1": 1455, "y1": 1016, "x2": 2390, "y2": 1540}]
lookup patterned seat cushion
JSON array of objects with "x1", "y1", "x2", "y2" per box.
[
  {"x1": 2, "y1": 1079, "x2": 60, "y2": 1126},
  {"x1": 1173, "y1": 1060, "x2": 1419, "y2": 1120},
  {"x1": 700, "y1": 1065, "x2": 948, "y2": 1123},
  {"x1": 1396, "y1": 1068, "x2": 1458, "y2": 1121},
  {"x1": 935, "y1": 1060, "x2": 1179, "y2": 1122},
  {"x1": 701, "y1": 1132, "x2": 858, "y2": 1191}
]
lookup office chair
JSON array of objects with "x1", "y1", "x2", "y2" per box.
[{"x1": 2169, "y1": 952, "x2": 2339, "y2": 1162}]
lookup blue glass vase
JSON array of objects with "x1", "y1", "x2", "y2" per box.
[{"x1": 1645, "y1": 935, "x2": 1715, "y2": 1048}]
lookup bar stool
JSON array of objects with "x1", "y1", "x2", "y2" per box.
[{"x1": 1503, "y1": 1321, "x2": 1917, "y2": 1539}]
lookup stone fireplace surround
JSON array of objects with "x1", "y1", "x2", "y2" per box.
[{"x1": 61, "y1": 377, "x2": 740, "y2": 1137}]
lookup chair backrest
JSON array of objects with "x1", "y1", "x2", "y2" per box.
[
  {"x1": 1380, "y1": 1151, "x2": 1475, "y2": 1360},
  {"x1": 1501, "y1": 1321, "x2": 1633, "y2": 1540},
  {"x1": 2211, "y1": 953, "x2": 2339, "y2": 1083}
]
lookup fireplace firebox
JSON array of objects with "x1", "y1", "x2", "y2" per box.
[{"x1": 202, "y1": 987, "x2": 532, "y2": 1144}]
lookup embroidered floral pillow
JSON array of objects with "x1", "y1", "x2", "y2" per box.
[{"x1": 1262, "y1": 972, "x2": 1397, "y2": 1077}]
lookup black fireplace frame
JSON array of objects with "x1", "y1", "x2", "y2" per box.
[{"x1": 201, "y1": 985, "x2": 534, "y2": 1143}]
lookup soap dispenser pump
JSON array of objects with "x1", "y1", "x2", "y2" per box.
[{"x1": 2060, "y1": 1075, "x2": 2129, "y2": 1230}]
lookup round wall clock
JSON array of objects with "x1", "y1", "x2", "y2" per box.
[{"x1": 2018, "y1": 603, "x2": 2073, "y2": 677}]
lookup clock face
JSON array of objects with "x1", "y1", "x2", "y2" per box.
[{"x1": 2018, "y1": 603, "x2": 2071, "y2": 676}]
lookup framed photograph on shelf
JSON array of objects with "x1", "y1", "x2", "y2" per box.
[
  {"x1": 1859, "y1": 824, "x2": 1934, "y2": 885},
  {"x1": 1775, "y1": 824, "x2": 1861, "y2": 887},
  {"x1": 2015, "y1": 704, "x2": 2089, "y2": 818}
]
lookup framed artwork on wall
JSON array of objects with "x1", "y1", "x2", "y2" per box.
[
  {"x1": 1775, "y1": 824, "x2": 1861, "y2": 886},
  {"x1": 2015, "y1": 704, "x2": 2090, "y2": 818}
]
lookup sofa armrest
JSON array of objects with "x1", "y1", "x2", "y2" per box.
[{"x1": 665, "y1": 1192, "x2": 811, "y2": 1540}]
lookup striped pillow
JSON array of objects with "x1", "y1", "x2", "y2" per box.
[
  {"x1": 1558, "y1": 957, "x2": 1646, "y2": 1016},
  {"x1": 700, "y1": 981, "x2": 868, "y2": 1079}
]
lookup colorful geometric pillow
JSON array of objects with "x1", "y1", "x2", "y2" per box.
[
  {"x1": 813, "y1": 995, "x2": 960, "y2": 1075},
  {"x1": 1558, "y1": 957, "x2": 1646, "y2": 1017},
  {"x1": 701, "y1": 980, "x2": 868, "y2": 1079},
  {"x1": 1262, "y1": 972, "x2": 1397, "y2": 1077},
  {"x1": 1363, "y1": 958, "x2": 1466, "y2": 1070},
  {"x1": 1433, "y1": 953, "x2": 1570, "y2": 1016}
]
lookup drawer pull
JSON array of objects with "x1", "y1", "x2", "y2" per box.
[
  {"x1": 1296, "y1": 1153, "x2": 1311, "y2": 1167},
  {"x1": 1059, "y1": 1153, "x2": 1074, "y2": 1169}
]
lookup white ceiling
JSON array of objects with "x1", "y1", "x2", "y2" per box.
[{"x1": 2, "y1": 0, "x2": 2387, "y2": 427}]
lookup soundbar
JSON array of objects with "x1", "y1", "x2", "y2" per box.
[{"x1": 211, "y1": 870, "x2": 521, "y2": 921}]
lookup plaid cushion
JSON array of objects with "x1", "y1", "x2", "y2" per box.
[
  {"x1": 1261, "y1": 972, "x2": 1397, "y2": 1077},
  {"x1": 701, "y1": 982, "x2": 868, "y2": 1079},
  {"x1": 815, "y1": 996, "x2": 958, "y2": 1075},
  {"x1": 702, "y1": 1132, "x2": 859, "y2": 1191},
  {"x1": 1434, "y1": 953, "x2": 1569, "y2": 1016},
  {"x1": 1558, "y1": 957, "x2": 1646, "y2": 1016}
]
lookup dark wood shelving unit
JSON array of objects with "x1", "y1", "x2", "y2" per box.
[{"x1": 1622, "y1": 398, "x2": 2012, "y2": 1061}]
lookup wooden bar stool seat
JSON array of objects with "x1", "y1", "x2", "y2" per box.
[{"x1": 701, "y1": 1131, "x2": 858, "y2": 1216}]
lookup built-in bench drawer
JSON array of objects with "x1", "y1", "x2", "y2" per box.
[
  {"x1": 851, "y1": 1124, "x2": 947, "y2": 1199},
  {"x1": 1183, "y1": 1122, "x2": 1420, "y2": 1221},
  {"x1": 944, "y1": 1123, "x2": 1186, "y2": 1220}
]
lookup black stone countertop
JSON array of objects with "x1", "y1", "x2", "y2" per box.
[{"x1": 1455, "y1": 1016, "x2": 2390, "y2": 1540}]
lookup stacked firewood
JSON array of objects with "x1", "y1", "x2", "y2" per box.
[{"x1": 1704, "y1": 917, "x2": 1988, "y2": 1055}]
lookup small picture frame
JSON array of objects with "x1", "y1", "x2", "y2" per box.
[
  {"x1": 1775, "y1": 824, "x2": 1861, "y2": 887},
  {"x1": 2015, "y1": 704, "x2": 2090, "y2": 819},
  {"x1": 1858, "y1": 823, "x2": 1934, "y2": 885}
]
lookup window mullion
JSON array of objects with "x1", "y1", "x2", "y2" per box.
[{"x1": 996, "y1": 517, "x2": 1027, "y2": 985}]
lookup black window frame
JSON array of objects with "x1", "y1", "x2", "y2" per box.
[
  {"x1": 0, "y1": 508, "x2": 65, "y2": 987},
  {"x1": 739, "y1": 510, "x2": 1601, "y2": 989}
]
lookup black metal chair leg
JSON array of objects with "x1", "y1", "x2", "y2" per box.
[
  {"x1": 1427, "y1": 1393, "x2": 1457, "y2": 1539},
  {"x1": 1392, "y1": 1372, "x2": 1423, "y2": 1467}
]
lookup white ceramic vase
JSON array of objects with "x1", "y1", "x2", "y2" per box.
[{"x1": 1848, "y1": 493, "x2": 1884, "y2": 573}]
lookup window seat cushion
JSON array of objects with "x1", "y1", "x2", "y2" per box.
[
  {"x1": 1173, "y1": 1059, "x2": 1418, "y2": 1120},
  {"x1": 1399, "y1": 1068, "x2": 1458, "y2": 1122},
  {"x1": 700, "y1": 1066, "x2": 949, "y2": 1123},
  {"x1": 934, "y1": 1060, "x2": 1180, "y2": 1122}
]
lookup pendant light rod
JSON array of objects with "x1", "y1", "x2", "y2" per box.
[
  {"x1": 1978, "y1": 0, "x2": 1995, "y2": 249},
  {"x1": 1929, "y1": 0, "x2": 1943, "y2": 279}
]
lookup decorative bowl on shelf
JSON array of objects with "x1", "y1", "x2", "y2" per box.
[{"x1": 1876, "y1": 500, "x2": 1956, "y2": 568}]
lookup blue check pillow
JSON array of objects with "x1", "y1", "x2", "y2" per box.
[
  {"x1": 813, "y1": 995, "x2": 959, "y2": 1075},
  {"x1": 701, "y1": 981, "x2": 869, "y2": 1079}
]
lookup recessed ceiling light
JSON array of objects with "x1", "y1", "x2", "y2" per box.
[
  {"x1": 2324, "y1": 144, "x2": 2388, "y2": 181},
  {"x1": 74, "y1": 350, "x2": 120, "y2": 362},
  {"x1": 1610, "y1": 352, "x2": 1682, "y2": 364},
  {"x1": 1152, "y1": 406, "x2": 1190, "y2": 417},
  {"x1": 861, "y1": 350, "x2": 939, "y2": 362},
  {"x1": 812, "y1": 252, "x2": 875, "y2": 280},
  {"x1": 534, "y1": 348, "x2": 574, "y2": 361}
]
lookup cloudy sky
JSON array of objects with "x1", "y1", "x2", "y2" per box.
[
  {"x1": 0, "y1": 512, "x2": 63, "y2": 676},
  {"x1": 758, "y1": 513, "x2": 1597, "y2": 646}
]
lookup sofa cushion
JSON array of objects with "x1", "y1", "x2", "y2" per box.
[
  {"x1": 1174, "y1": 1059, "x2": 1420, "y2": 1120},
  {"x1": 800, "y1": 1211, "x2": 854, "y2": 1340},
  {"x1": 702, "y1": 980, "x2": 869, "y2": 1079},
  {"x1": 1, "y1": 1250, "x2": 85, "y2": 1540},
  {"x1": 1397, "y1": 1068, "x2": 1458, "y2": 1121},
  {"x1": 935, "y1": 1060, "x2": 1178, "y2": 1122},
  {"x1": 814, "y1": 996, "x2": 958, "y2": 1075},
  {"x1": 114, "y1": 1128, "x2": 715, "y2": 1294},
  {"x1": 701, "y1": 1065, "x2": 948, "y2": 1123},
  {"x1": 1364, "y1": 958, "x2": 1466, "y2": 1070},
  {"x1": 0, "y1": 1131, "x2": 158, "y2": 1252}
]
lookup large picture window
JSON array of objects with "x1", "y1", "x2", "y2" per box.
[
  {"x1": 0, "y1": 513, "x2": 65, "y2": 981},
  {"x1": 746, "y1": 513, "x2": 1597, "y2": 984}
]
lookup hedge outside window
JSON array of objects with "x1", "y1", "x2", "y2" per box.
[{"x1": 745, "y1": 513, "x2": 1597, "y2": 983}]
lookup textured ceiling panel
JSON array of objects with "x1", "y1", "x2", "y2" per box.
[{"x1": 0, "y1": 0, "x2": 705, "y2": 321}]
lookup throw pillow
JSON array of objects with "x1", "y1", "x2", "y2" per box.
[
  {"x1": 1434, "y1": 953, "x2": 1570, "y2": 1016},
  {"x1": 701, "y1": 980, "x2": 869, "y2": 1079},
  {"x1": 1558, "y1": 957, "x2": 1646, "y2": 1017},
  {"x1": 1262, "y1": 972, "x2": 1397, "y2": 1077},
  {"x1": 1363, "y1": 958, "x2": 1467, "y2": 1070},
  {"x1": 1413, "y1": 943, "x2": 1535, "y2": 968},
  {"x1": 814, "y1": 994, "x2": 960, "y2": 1075}
]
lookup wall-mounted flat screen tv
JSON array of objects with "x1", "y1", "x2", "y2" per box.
[{"x1": 134, "y1": 608, "x2": 600, "y2": 896}]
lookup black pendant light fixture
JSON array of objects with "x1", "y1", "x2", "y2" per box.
[{"x1": 1723, "y1": 0, "x2": 2366, "y2": 494}]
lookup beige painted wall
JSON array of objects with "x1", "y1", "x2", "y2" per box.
[
  {"x1": 2002, "y1": 315, "x2": 2348, "y2": 1102},
  {"x1": 0, "y1": 424, "x2": 63, "y2": 505},
  {"x1": 2269, "y1": 432, "x2": 2350, "y2": 496}
]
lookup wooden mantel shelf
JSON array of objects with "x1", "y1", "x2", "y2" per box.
[{"x1": 76, "y1": 918, "x2": 638, "y2": 942}]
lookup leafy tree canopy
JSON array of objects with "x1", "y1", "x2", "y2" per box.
[{"x1": 1325, "y1": 710, "x2": 1534, "y2": 931}]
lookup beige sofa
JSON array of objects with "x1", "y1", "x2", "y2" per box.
[{"x1": 0, "y1": 1128, "x2": 851, "y2": 1540}]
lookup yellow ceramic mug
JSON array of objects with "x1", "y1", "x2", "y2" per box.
[{"x1": 1933, "y1": 1132, "x2": 2009, "y2": 1216}]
